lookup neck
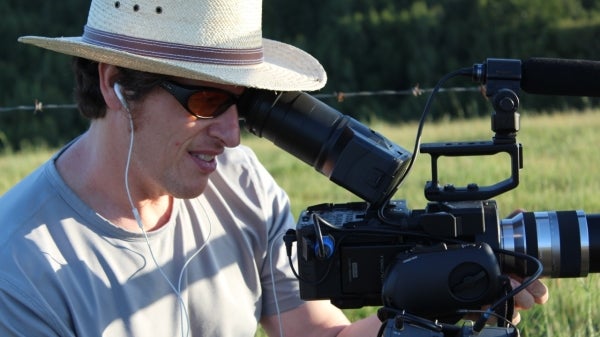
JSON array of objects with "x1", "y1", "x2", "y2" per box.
[{"x1": 56, "y1": 123, "x2": 173, "y2": 232}]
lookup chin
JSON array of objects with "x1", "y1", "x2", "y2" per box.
[{"x1": 171, "y1": 183, "x2": 208, "y2": 199}]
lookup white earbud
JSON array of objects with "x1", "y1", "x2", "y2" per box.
[{"x1": 114, "y1": 82, "x2": 129, "y2": 110}]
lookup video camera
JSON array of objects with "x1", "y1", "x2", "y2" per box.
[{"x1": 237, "y1": 58, "x2": 600, "y2": 337}]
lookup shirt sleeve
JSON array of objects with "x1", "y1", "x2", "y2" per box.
[{"x1": 240, "y1": 146, "x2": 305, "y2": 316}]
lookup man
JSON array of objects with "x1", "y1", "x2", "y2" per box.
[{"x1": 0, "y1": 0, "x2": 547, "y2": 336}]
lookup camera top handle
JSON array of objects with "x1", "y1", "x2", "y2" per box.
[{"x1": 422, "y1": 59, "x2": 523, "y2": 202}]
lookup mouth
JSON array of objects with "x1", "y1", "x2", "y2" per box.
[
  {"x1": 188, "y1": 151, "x2": 219, "y2": 174},
  {"x1": 191, "y1": 153, "x2": 215, "y2": 162}
]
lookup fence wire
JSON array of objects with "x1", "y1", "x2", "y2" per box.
[{"x1": 0, "y1": 86, "x2": 482, "y2": 114}]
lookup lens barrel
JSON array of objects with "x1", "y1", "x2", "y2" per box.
[{"x1": 500, "y1": 211, "x2": 600, "y2": 277}]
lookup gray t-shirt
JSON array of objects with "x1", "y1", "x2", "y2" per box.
[{"x1": 0, "y1": 144, "x2": 303, "y2": 336}]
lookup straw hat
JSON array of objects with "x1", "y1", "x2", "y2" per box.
[{"x1": 18, "y1": 0, "x2": 327, "y2": 91}]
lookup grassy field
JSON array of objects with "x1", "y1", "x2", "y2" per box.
[{"x1": 2, "y1": 110, "x2": 600, "y2": 336}]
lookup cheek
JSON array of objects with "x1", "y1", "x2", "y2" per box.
[
  {"x1": 169, "y1": 136, "x2": 192, "y2": 154},
  {"x1": 165, "y1": 140, "x2": 184, "y2": 158}
]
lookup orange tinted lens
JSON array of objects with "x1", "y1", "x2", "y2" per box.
[{"x1": 187, "y1": 91, "x2": 232, "y2": 118}]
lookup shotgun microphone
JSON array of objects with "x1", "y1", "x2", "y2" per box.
[{"x1": 472, "y1": 57, "x2": 600, "y2": 97}]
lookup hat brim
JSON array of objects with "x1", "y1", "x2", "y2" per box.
[{"x1": 18, "y1": 36, "x2": 327, "y2": 92}]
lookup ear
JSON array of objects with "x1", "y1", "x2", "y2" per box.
[{"x1": 98, "y1": 63, "x2": 124, "y2": 112}]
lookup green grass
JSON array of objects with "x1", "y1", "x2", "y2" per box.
[
  {"x1": 0, "y1": 146, "x2": 56, "y2": 193},
  {"x1": 3, "y1": 110, "x2": 600, "y2": 336}
]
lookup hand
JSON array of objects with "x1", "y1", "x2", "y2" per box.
[
  {"x1": 508, "y1": 275, "x2": 549, "y2": 324},
  {"x1": 503, "y1": 209, "x2": 550, "y2": 324},
  {"x1": 469, "y1": 276, "x2": 548, "y2": 326}
]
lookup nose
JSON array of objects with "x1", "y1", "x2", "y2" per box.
[{"x1": 207, "y1": 105, "x2": 241, "y2": 147}]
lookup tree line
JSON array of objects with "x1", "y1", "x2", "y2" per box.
[{"x1": 2, "y1": 0, "x2": 600, "y2": 151}]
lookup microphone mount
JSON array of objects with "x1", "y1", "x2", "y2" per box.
[{"x1": 422, "y1": 59, "x2": 523, "y2": 202}]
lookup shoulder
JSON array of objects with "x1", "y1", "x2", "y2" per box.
[
  {"x1": 216, "y1": 144, "x2": 262, "y2": 170},
  {"x1": 206, "y1": 145, "x2": 292, "y2": 230},
  {"x1": 0, "y1": 160, "x2": 56, "y2": 245},
  {"x1": 0, "y1": 156, "x2": 90, "y2": 262},
  {"x1": 213, "y1": 145, "x2": 278, "y2": 193}
]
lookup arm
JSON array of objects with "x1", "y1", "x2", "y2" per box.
[{"x1": 260, "y1": 300, "x2": 381, "y2": 337}]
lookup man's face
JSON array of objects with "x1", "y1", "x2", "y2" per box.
[{"x1": 126, "y1": 78, "x2": 243, "y2": 200}]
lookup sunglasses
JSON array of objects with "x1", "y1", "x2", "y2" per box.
[{"x1": 159, "y1": 81, "x2": 239, "y2": 119}]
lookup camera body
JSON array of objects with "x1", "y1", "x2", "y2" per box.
[
  {"x1": 293, "y1": 197, "x2": 598, "y2": 320},
  {"x1": 294, "y1": 199, "x2": 508, "y2": 319}
]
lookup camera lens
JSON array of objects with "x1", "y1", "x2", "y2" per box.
[{"x1": 500, "y1": 211, "x2": 600, "y2": 277}]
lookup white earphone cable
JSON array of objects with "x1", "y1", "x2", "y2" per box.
[{"x1": 120, "y1": 93, "x2": 210, "y2": 337}]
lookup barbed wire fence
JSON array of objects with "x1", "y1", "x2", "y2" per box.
[{"x1": 0, "y1": 86, "x2": 483, "y2": 114}]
